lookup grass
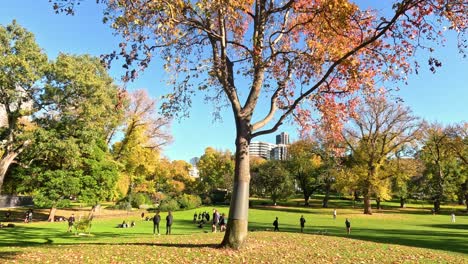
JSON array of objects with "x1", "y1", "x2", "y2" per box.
[{"x1": 0, "y1": 201, "x2": 467, "y2": 263}]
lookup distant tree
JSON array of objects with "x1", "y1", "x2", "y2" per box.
[
  {"x1": 251, "y1": 160, "x2": 293, "y2": 205},
  {"x1": 0, "y1": 21, "x2": 48, "y2": 193},
  {"x1": 196, "y1": 147, "x2": 234, "y2": 196},
  {"x1": 51, "y1": 0, "x2": 468, "y2": 248},
  {"x1": 342, "y1": 96, "x2": 421, "y2": 214},
  {"x1": 287, "y1": 139, "x2": 324, "y2": 206},
  {"x1": 419, "y1": 123, "x2": 466, "y2": 213}
]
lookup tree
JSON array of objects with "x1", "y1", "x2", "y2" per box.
[
  {"x1": 447, "y1": 123, "x2": 468, "y2": 209},
  {"x1": 287, "y1": 139, "x2": 324, "y2": 206},
  {"x1": 10, "y1": 54, "x2": 122, "y2": 221},
  {"x1": 419, "y1": 123, "x2": 466, "y2": 213},
  {"x1": 251, "y1": 160, "x2": 293, "y2": 205},
  {"x1": 52, "y1": 0, "x2": 467, "y2": 248},
  {"x1": 0, "y1": 21, "x2": 48, "y2": 193},
  {"x1": 196, "y1": 147, "x2": 234, "y2": 197},
  {"x1": 342, "y1": 96, "x2": 421, "y2": 214}
]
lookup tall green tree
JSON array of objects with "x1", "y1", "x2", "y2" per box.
[
  {"x1": 419, "y1": 123, "x2": 466, "y2": 213},
  {"x1": 11, "y1": 54, "x2": 122, "y2": 220},
  {"x1": 0, "y1": 21, "x2": 48, "y2": 193},
  {"x1": 52, "y1": 0, "x2": 467, "y2": 248},
  {"x1": 287, "y1": 139, "x2": 324, "y2": 206},
  {"x1": 251, "y1": 160, "x2": 293, "y2": 205}
]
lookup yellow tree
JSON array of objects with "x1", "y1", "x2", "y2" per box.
[
  {"x1": 342, "y1": 96, "x2": 421, "y2": 214},
  {"x1": 53, "y1": 0, "x2": 467, "y2": 248}
]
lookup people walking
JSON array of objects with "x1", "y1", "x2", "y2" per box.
[
  {"x1": 300, "y1": 215, "x2": 306, "y2": 233},
  {"x1": 273, "y1": 217, "x2": 279, "y2": 232},
  {"x1": 153, "y1": 211, "x2": 161, "y2": 235},
  {"x1": 345, "y1": 218, "x2": 351, "y2": 235},
  {"x1": 212, "y1": 209, "x2": 220, "y2": 233},
  {"x1": 67, "y1": 214, "x2": 75, "y2": 232},
  {"x1": 166, "y1": 211, "x2": 173, "y2": 235}
]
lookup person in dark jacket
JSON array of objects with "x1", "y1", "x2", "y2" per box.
[
  {"x1": 219, "y1": 213, "x2": 226, "y2": 232},
  {"x1": 166, "y1": 211, "x2": 173, "y2": 235},
  {"x1": 193, "y1": 212, "x2": 198, "y2": 223},
  {"x1": 153, "y1": 211, "x2": 161, "y2": 235},
  {"x1": 345, "y1": 218, "x2": 351, "y2": 235},
  {"x1": 67, "y1": 214, "x2": 75, "y2": 232},
  {"x1": 273, "y1": 217, "x2": 279, "y2": 232},
  {"x1": 300, "y1": 215, "x2": 306, "y2": 233}
]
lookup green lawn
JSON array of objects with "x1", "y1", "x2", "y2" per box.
[{"x1": 0, "y1": 202, "x2": 467, "y2": 263}]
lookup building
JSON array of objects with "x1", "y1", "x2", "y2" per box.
[
  {"x1": 276, "y1": 132, "x2": 290, "y2": 145},
  {"x1": 271, "y1": 144, "x2": 288, "y2": 160},
  {"x1": 249, "y1": 141, "x2": 276, "y2": 160},
  {"x1": 249, "y1": 132, "x2": 290, "y2": 160}
]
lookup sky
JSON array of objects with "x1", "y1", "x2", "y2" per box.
[{"x1": 1, "y1": 1, "x2": 467, "y2": 162}]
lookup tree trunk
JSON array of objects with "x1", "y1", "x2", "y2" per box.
[
  {"x1": 322, "y1": 183, "x2": 331, "y2": 208},
  {"x1": 303, "y1": 193, "x2": 310, "y2": 206},
  {"x1": 400, "y1": 197, "x2": 406, "y2": 208},
  {"x1": 376, "y1": 197, "x2": 381, "y2": 210},
  {"x1": 48, "y1": 207, "x2": 57, "y2": 222},
  {"x1": 364, "y1": 194, "x2": 372, "y2": 215},
  {"x1": 0, "y1": 152, "x2": 19, "y2": 194},
  {"x1": 221, "y1": 131, "x2": 250, "y2": 249},
  {"x1": 433, "y1": 199, "x2": 441, "y2": 213}
]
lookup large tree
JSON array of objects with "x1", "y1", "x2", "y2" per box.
[
  {"x1": 0, "y1": 21, "x2": 48, "y2": 193},
  {"x1": 419, "y1": 123, "x2": 466, "y2": 212},
  {"x1": 11, "y1": 54, "x2": 122, "y2": 220},
  {"x1": 342, "y1": 96, "x2": 421, "y2": 214},
  {"x1": 287, "y1": 139, "x2": 324, "y2": 206},
  {"x1": 52, "y1": 0, "x2": 467, "y2": 248}
]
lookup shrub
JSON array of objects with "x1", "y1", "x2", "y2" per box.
[
  {"x1": 202, "y1": 196, "x2": 212, "y2": 205},
  {"x1": 159, "y1": 198, "x2": 180, "y2": 211},
  {"x1": 131, "y1": 193, "x2": 152, "y2": 208},
  {"x1": 178, "y1": 194, "x2": 202, "y2": 209}
]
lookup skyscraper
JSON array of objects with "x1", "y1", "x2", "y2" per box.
[{"x1": 276, "y1": 132, "x2": 290, "y2": 145}]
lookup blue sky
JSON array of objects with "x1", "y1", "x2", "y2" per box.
[{"x1": 1, "y1": 1, "x2": 466, "y2": 161}]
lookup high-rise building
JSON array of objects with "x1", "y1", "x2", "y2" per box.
[
  {"x1": 276, "y1": 132, "x2": 290, "y2": 145},
  {"x1": 249, "y1": 141, "x2": 276, "y2": 160},
  {"x1": 271, "y1": 144, "x2": 288, "y2": 160}
]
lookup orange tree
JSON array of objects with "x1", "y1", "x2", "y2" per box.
[{"x1": 52, "y1": 0, "x2": 467, "y2": 249}]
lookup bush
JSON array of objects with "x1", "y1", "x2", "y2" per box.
[
  {"x1": 159, "y1": 198, "x2": 180, "y2": 212},
  {"x1": 114, "y1": 200, "x2": 132, "y2": 210},
  {"x1": 202, "y1": 196, "x2": 212, "y2": 205},
  {"x1": 131, "y1": 193, "x2": 152, "y2": 208},
  {"x1": 177, "y1": 194, "x2": 202, "y2": 209}
]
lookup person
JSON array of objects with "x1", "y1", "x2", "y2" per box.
[
  {"x1": 193, "y1": 212, "x2": 198, "y2": 223},
  {"x1": 345, "y1": 218, "x2": 351, "y2": 235},
  {"x1": 300, "y1": 215, "x2": 306, "y2": 233},
  {"x1": 67, "y1": 214, "x2": 75, "y2": 232},
  {"x1": 451, "y1": 213, "x2": 456, "y2": 223},
  {"x1": 153, "y1": 211, "x2": 161, "y2": 235},
  {"x1": 130, "y1": 221, "x2": 136, "y2": 227},
  {"x1": 198, "y1": 212, "x2": 202, "y2": 221},
  {"x1": 166, "y1": 211, "x2": 173, "y2": 235},
  {"x1": 219, "y1": 213, "x2": 226, "y2": 232},
  {"x1": 141, "y1": 212, "x2": 145, "y2": 220},
  {"x1": 120, "y1": 220, "x2": 128, "y2": 228},
  {"x1": 206, "y1": 211, "x2": 210, "y2": 222},
  {"x1": 28, "y1": 210, "x2": 33, "y2": 223},
  {"x1": 212, "y1": 209, "x2": 220, "y2": 233},
  {"x1": 273, "y1": 217, "x2": 279, "y2": 232},
  {"x1": 24, "y1": 211, "x2": 29, "y2": 223},
  {"x1": 333, "y1": 209, "x2": 337, "y2": 220}
]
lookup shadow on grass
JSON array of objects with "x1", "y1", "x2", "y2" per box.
[
  {"x1": 0, "y1": 251, "x2": 20, "y2": 260},
  {"x1": 423, "y1": 224, "x2": 468, "y2": 230}
]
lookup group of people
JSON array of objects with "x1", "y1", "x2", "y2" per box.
[
  {"x1": 24, "y1": 209, "x2": 33, "y2": 223},
  {"x1": 152, "y1": 210, "x2": 173, "y2": 235},
  {"x1": 272, "y1": 209, "x2": 352, "y2": 235},
  {"x1": 193, "y1": 209, "x2": 226, "y2": 232}
]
